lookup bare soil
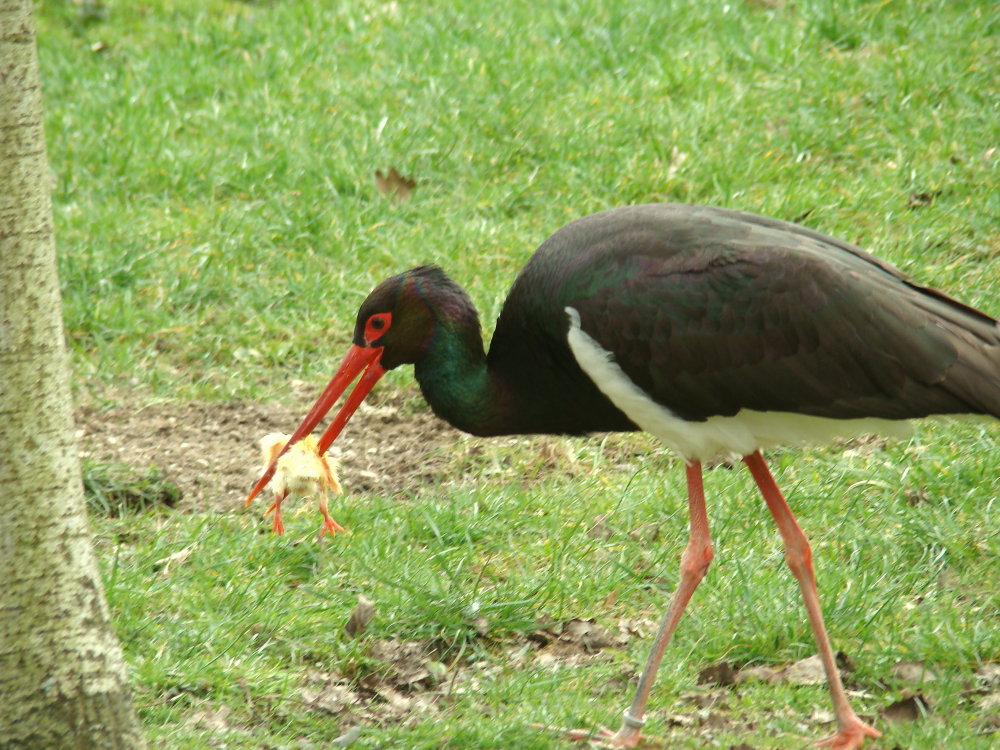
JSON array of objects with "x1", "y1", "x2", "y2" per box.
[{"x1": 75, "y1": 388, "x2": 465, "y2": 513}]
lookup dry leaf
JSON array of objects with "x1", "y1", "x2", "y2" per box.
[
  {"x1": 331, "y1": 726, "x2": 362, "y2": 748},
  {"x1": 891, "y1": 660, "x2": 937, "y2": 684},
  {"x1": 735, "y1": 664, "x2": 782, "y2": 684},
  {"x1": 561, "y1": 618, "x2": 620, "y2": 651},
  {"x1": 666, "y1": 146, "x2": 688, "y2": 180},
  {"x1": 785, "y1": 654, "x2": 827, "y2": 685},
  {"x1": 698, "y1": 661, "x2": 737, "y2": 687},
  {"x1": 664, "y1": 712, "x2": 699, "y2": 728},
  {"x1": 976, "y1": 663, "x2": 1000, "y2": 686},
  {"x1": 374, "y1": 167, "x2": 416, "y2": 202},
  {"x1": 617, "y1": 617, "x2": 657, "y2": 640},
  {"x1": 907, "y1": 190, "x2": 940, "y2": 208},
  {"x1": 153, "y1": 544, "x2": 194, "y2": 576},
  {"x1": 809, "y1": 708, "x2": 836, "y2": 725},
  {"x1": 979, "y1": 692, "x2": 1000, "y2": 711},
  {"x1": 344, "y1": 595, "x2": 375, "y2": 638},
  {"x1": 186, "y1": 706, "x2": 233, "y2": 732}
]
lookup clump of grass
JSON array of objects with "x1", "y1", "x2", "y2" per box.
[{"x1": 82, "y1": 460, "x2": 181, "y2": 517}]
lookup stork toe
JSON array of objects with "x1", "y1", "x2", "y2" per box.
[{"x1": 815, "y1": 717, "x2": 881, "y2": 749}]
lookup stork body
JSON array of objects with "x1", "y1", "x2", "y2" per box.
[{"x1": 247, "y1": 204, "x2": 1000, "y2": 748}]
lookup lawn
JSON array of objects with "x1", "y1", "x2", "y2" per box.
[{"x1": 37, "y1": 0, "x2": 998, "y2": 747}]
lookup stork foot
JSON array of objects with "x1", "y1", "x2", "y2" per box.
[
  {"x1": 537, "y1": 724, "x2": 659, "y2": 748},
  {"x1": 815, "y1": 716, "x2": 880, "y2": 749}
]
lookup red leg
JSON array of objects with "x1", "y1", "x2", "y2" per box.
[
  {"x1": 265, "y1": 491, "x2": 288, "y2": 535},
  {"x1": 566, "y1": 460, "x2": 713, "y2": 747},
  {"x1": 743, "y1": 451, "x2": 880, "y2": 749},
  {"x1": 317, "y1": 493, "x2": 346, "y2": 536}
]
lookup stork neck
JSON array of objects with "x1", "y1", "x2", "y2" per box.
[{"x1": 414, "y1": 323, "x2": 506, "y2": 436}]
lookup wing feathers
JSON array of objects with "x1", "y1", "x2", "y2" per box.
[{"x1": 561, "y1": 205, "x2": 999, "y2": 421}]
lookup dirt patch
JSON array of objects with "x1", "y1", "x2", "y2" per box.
[{"x1": 75, "y1": 389, "x2": 465, "y2": 513}]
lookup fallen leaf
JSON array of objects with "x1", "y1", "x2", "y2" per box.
[
  {"x1": 617, "y1": 617, "x2": 656, "y2": 640},
  {"x1": 153, "y1": 544, "x2": 194, "y2": 576},
  {"x1": 809, "y1": 708, "x2": 836, "y2": 725},
  {"x1": 907, "y1": 190, "x2": 940, "y2": 208},
  {"x1": 664, "y1": 712, "x2": 698, "y2": 728},
  {"x1": 976, "y1": 663, "x2": 1000, "y2": 686},
  {"x1": 890, "y1": 660, "x2": 937, "y2": 684},
  {"x1": 980, "y1": 692, "x2": 1000, "y2": 711},
  {"x1": 666, "y1": 146, "x2": 689, "y2": 180},
  {"x1": 735, "y1": 664, "x2": 782, "y2": 684},
  {"x1": 374, "y1": 167, "x2": 416, "y2": 202},
  {"x1": 785, "y1": 654, "x2": 827, "y2": 685},
  {"x1": 331, "y1": 725, "x2": 362, "y2": 747},
  {"x1": 344, "y1": 595, "x2": 375, "y2": 638},
  {"x1": 561, "y1": 618, "x2": 621, "y2": 651},
  {"x1": 186, "y1": 706, "x2": 232, "y2": 732},
  {"x1": 699, "y1": 661, "x2": 737, "y2": 687}
]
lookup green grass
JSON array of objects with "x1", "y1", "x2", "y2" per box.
[
  {"x1": 38, "y1": 0, "x2": 1000, "y2": 747},
  {"x1": 90, "y1": 429, "x2": 999, "y2": 748}
]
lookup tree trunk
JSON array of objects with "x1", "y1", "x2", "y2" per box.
[{"x1": 0, "y1": 2, "x2": 145, "y2": 747}]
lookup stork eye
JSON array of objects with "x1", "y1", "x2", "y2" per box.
[{"x1": 364, "y1": 312, "x2": 393, "y2": 342}]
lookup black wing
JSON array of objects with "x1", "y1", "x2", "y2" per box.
[{"x1": 498, "y1": 204, "x2": 1000, "y2": 423}]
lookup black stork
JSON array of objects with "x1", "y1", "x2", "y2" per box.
[{"x1": 246, "y1": 203, "x2": 1000, "y2": 749}]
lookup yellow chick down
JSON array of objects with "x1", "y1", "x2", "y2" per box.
[{"x1": 258, "y1": 433, "x2": 345, "y2": 536}]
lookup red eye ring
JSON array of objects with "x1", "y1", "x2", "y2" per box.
[{"x1": 364, "y1": 312, "x2": 392, "y2": 343}]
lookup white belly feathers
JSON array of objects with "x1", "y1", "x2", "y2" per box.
[{"x1": 564, "y1": 307, "x2": 910, "y2": 461}]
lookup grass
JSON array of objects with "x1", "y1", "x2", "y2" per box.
[{"x1": 36, "y1": 0, "x2": 1000, "y2": 747}]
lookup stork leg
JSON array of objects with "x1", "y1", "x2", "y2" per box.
[
  {"x1": 565, "y1": 460, "x2": 713, "y2": 747},
  {"x1": 743, "y1": 451, "x2": 880, "y2": 750}
]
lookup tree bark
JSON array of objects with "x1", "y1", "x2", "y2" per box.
[{"x1": 0, "y1": 2, "x2": 145, "y2": 747}]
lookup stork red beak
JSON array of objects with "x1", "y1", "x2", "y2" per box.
[{"x1": 244, "y1": 344, "x2": 387, "y2": 508}]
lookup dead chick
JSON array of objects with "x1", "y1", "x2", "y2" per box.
[{"x1": 257, "y1": 432, "x2": 345, "y2": 536}]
